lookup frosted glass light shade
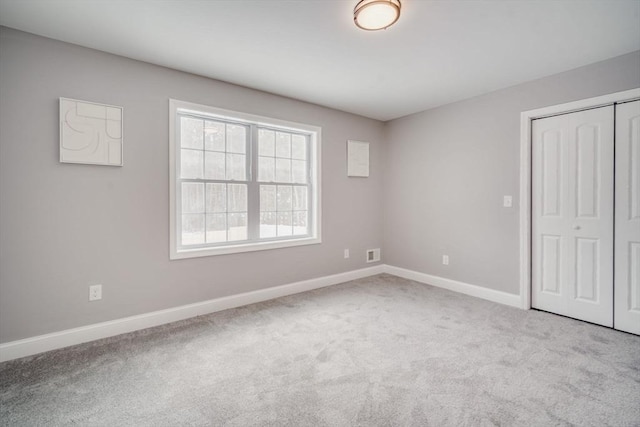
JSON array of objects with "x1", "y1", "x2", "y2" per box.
[{"x1": 354, "y1": 0, "x2": 401, "y2": 31}]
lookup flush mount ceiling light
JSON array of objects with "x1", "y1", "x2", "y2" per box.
[{"x1": 354, "y1": 0, "x2": 401, "y2": 31}]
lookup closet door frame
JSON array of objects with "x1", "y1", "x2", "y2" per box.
[{"x1": 519, "y1": 88, "x2": 640, "y2": 311}]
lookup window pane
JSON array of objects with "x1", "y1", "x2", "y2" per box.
[
  {"x1": 226, "y1": 154, "x2": 246, "y2": 181},
  {"x1": 291, "y1": 135, "x2": 306, "y2": 160},
  {"x1": 275, "y1": 158, "x2": 291, "y2": 183},
  {"x1": 206, "y1": 214, "x2": 227, "y2": 243},
  {"x1": 259, "y1": 129, "x2": 275, "y2": 156},
  {"x1": 292, "y1": 160, "x2": 306, "y2": 184},
  {"x1": 206, "y1": 183, "x2": 226, "y2": 213},
  {"x1": 172, "y1": 102, "x2": 320, "y2": 257},
  {"x1": 293, "y1": 211, "x2": 308, "y2": 235},
  {"x1": 204, "y1": 121, "x2": 225, "y2": 152},
  {"x1": 227, "y1": 124, "x2": 247, "y2": 154},
  {"x1": 181, "y1": 149, "x2": 203, "y2": 179},
  {"x1": 260, "y1": 185, "x2": 276, "y2": 212},
  {"x1": 293, "y1": 186, "x2": 308, "y2": 210},
  {"x1": 180, "y1": 117, "x2": 203, "y2": 149},
  {"x1": 228, "y1": 184, "x2": 247, "y2": 212},
  {"x1": 258, "y1": 156, "x2": 275, "y2": 182},
  {"x1": 181, "y1": 183, "x2": 204, "y2": 213},
  {"x1": 182, "y1": 214, "x2": 205, "y2": 245},
  {"x1": 275, "y1": 132, "x2": 291, "y2": 158},
  {"x1": 260, "y1": 212, "x2": 277, "y2": 238},
  {"x1": 277, "y1": 211, "x2": 293, "y2": 236},
  {"x1": 228, "y1": 213, "x2": 248, "y2": 241},
  {"x1": 204, "y1": 151, "x2": 225, "y2": 180},
  {"x1": 277, "y1": 185, "x2": 292, "y2": 211}
]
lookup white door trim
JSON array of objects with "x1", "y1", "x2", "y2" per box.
[{"x1": 519, "y1": 88, "x2": 640, "y2": 310}]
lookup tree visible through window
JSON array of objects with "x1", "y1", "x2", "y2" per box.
[{"x1": 169, "y1": 100, "x2": 321, "y2": 259}]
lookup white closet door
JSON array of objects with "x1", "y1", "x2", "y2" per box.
[
  {"x1": 532, "y1": 106, "x2": 614, "y2": 326},
  {"x1": 615, "y1": 100, "x2": 640, "y2": 335}
]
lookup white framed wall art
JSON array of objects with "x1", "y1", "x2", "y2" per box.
[
  {"x1": 347, "y1": 140, "x2": 369, "y2": 177},
  {"x1": 59, "y1": 97, "x2": 123, "y2": 166}
]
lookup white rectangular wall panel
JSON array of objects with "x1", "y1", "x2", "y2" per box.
[
  {"x1": 60, "y1": 97, "x2": 123, "y2": 166},
  {"x1": 614, "y1": 100, "x2": 640, "y2": 335}
]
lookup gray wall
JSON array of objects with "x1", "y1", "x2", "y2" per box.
[
  {"x1": 383, "y1": 51, "x2": 640, "y2": 294},
  {"x1": 2, "y1": 25, "x2": 639, "y2": 345},
  {"x1": 0, "y1": 27, "x2": 385, "y2": 343}
]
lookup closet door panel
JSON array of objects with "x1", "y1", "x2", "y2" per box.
[
  {"x1": 566, "y1": 108, "x2": 614, "y2": 326},
  {"x1": 532, "y1": 106, "x2": 614, "y2": 327},
  {"x1": 532, "y1": 115, "x2": 569, "y2": 315},
  {"x1": 615, "y1": 100, "x2": 640, "y2": 335}
]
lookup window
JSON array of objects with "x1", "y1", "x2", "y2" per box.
[{"x1": 169, "y1": 99, "x2": 321, "y2": 259}]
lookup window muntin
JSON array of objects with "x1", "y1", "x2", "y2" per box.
[
  {"x1": 257, "y1": 127, "x2": 309, "y2": 239},
  {"x1": 259, "y1": 184, "x2": 308, "y2": 238},
  {"x1": 179, "y1": 117, "x2": 248, "y2": 181},
  {"x1": 170, "y1": 100, "x2": 321, "y2": 259}
]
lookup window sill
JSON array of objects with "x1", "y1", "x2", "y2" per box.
[{"x1": 170, "y1": 236, "x2": 322, "y2": 260}]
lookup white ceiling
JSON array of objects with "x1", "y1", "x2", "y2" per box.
[{"x1": 1, "y1": 0, "x2": 639, "y2": 121}]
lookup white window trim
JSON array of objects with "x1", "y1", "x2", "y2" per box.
[{"x1": 169, "y1": 99, "x2": 322, "y2": 260}]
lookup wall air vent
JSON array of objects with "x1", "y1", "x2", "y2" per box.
[{"x1": 366, "y1": 248, "x2": 381, "y2": 263}]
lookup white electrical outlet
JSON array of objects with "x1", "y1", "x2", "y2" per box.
[
  {"x1": 344, "y1": 249, "x2": 350, "y2": 259},
  {"x1": 503, "y1": 195, "x2": 513, "y2": 208},
  {"x1": 89, "y1": 284, "x2": 102, "y2": 301},
  {"x1": 442, "y1": 255, "x2": 449, "y2": 265}
]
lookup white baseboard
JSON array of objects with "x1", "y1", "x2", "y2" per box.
[
  {"x1": 0, "y1": 264, "x2": 523, "y2": 363},
  {"x1": 0, "y1": 265, "x2": 385, "y2": 363},
  {"x1": 384, "y1": 265, "x2": 522, "y2": 308}
]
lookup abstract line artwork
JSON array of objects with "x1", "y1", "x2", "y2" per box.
[{"x1": 59, "y1": 98, "x2": 123, "y2": 166}]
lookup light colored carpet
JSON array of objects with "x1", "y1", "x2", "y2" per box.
[{"x1": 1, "y1": 273, "x2": 639, "y2": 426}]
